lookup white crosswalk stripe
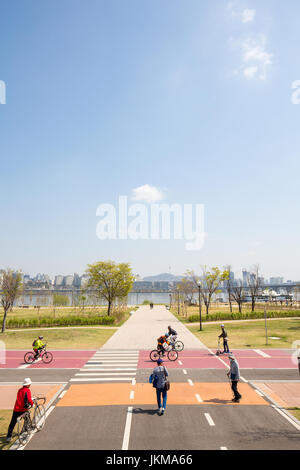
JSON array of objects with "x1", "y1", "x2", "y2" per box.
[{"x1": 70, "y1": 349, "x2": 140, "y2": 383}]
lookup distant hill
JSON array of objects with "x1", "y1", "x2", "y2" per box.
[{"x1": 142, "y1": 273, "x2": 183, "y2": 282}]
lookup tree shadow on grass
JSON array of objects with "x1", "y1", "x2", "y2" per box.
[{"x1": 0, "y1": 433, "x2": 18, "y2": 451}]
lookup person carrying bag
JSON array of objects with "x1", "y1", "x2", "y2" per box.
[{"x1": 149, "y1": 358, "x2": 169, "y2": 415}]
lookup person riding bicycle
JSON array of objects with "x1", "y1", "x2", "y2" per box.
[
  {"x1": 32, "y1": 336, "x2": 45, "y2": 359},
  {"x1": 6, "y1": 378, "x2": 34, "y2": 442},
  {"x1": 157, "y1": 334, "x2": 170, "y2": 354},
  {"x1": 167, "y1": 326, "x2": 178, "y2": 345}
]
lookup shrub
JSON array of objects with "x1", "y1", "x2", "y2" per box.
[{"x1": 187, "y1": 310, "x2": 300, "y2": 323}]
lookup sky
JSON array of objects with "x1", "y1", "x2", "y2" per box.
[{"x1": 0, "y1": 0, "x2": 300, "y2": 281}]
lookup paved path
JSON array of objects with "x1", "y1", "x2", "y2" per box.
[
  {"x1": 3, "y1": 306, "x2": 300, "y2": 450},
  {"x1": 102, "y1": 305, "x2": 206, "y2": 350}
]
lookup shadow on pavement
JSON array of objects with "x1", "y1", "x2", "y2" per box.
[
  {"x1": 132, "y1": 408, "x2": 158, "y2": 416},
  {"x1": 203, "y1": 398, "x2": 233, "y2": 404}
]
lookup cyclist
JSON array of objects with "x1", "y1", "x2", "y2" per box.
[
  {"x1": 167, "y1": 326, "x2": 178, "y2": 345},
  {"x1": 32, "y1": 336, "x2": 45, "y2": 360},
  {"x1": 6, "y1": 378, "x2": 34, "y2": 442},
  {"x1": 157, "y1": 334, "x2": 170, "y2": 354}
]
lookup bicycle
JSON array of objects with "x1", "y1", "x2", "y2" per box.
[
  {"x1": 170, "y1": 339, "x2": 184, "y2": 352},
  {"x1": 149, "y1": 345, "x2": 178, "y2": 362},
  {"x1": 17, "y1": 396, "x2": 46, "y2": 445},
  {"x1": 24, "y1": 344, "x2": 53, "y2": 365}
]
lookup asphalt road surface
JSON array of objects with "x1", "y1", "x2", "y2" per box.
[{"x1": 2, "y1": 306, "x2": 300, "y2": 451}]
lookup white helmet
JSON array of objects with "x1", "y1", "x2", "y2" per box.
[{"x1": 23, "y1": 378, "x2": 32, "y2": 386}]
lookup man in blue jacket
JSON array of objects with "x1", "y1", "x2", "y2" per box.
[{"x1": 227, "y1": 354, "x2": 242, "y2": 403}]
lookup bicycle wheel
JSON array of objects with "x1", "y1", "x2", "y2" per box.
[
  {"x1": 24, "y1": 352, "x2": 35, "y2": 364},
  {"x1": 149, "y1": 350, "x2": 160, "y2": 362},
  {"x1": 168, "y1": 350, "x2": 178, "y2": 361},
  {"x1": 42, "y1": 351, "x2": 53, "y2": 364},
  {"x1": 33, "y1": 404, "x2": 46, "y2": 431},
  {"x1": 17, "y1": 415, "x2": 30, "y2": 445},
  {"x1": 174, "y1": 341, "x2": 184, "y2": 352}
]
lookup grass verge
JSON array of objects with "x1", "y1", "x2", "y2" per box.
[
  {"x1": 187, "y1": 319, "x2": 300, "y2": 349},
  {"x1": 0, "y1": 410, "x2": 17, "y2": 450},
  {"x1": 287, "y1": 408, "x2": 300, "y2": 422},
  {"x1": 0, "y1": 327, "x2": 117, "y2": 350}
]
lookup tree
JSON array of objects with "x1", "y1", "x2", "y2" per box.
[
  {"x1": 86, "y1": 261, "x2": 134, "y2": 316},
  {"x1": 224, "y1": 265, "x2": 233, "y2": 313},
  {"x1": 200, "y1": 266, "x2": 229, "y2": 315},
  {"x1": 52, "y1": 293, "x2": 69, "y2": 307},
  {"x1": 177, "y1": 276, "x2": 197, "y2": 306},
  {"x1": 230, "y1": 280, "x2": 245, "y2": 313},
  {"x1": 0, "y1": 269, "x2": 23, "y2": 333},
  {"x1": 247, "y1": 265, "x2": 262, "y2": 312}
]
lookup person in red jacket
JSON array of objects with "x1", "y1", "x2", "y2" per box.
[{"x1": 6, "y1": 378, "x2": 34, "y2": 442}]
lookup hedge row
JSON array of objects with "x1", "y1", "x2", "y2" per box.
[
  {"x1": 5, "y1": 315, "x2": 116, "y2": 329},
  {"x1": 187, "y1": 310, "x2": 300, "y2": 323}
]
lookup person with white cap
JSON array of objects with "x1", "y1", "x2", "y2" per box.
[
  {"x1": 219, "y1": 324, "x2": 230, "y2": 354},
  {"x1": 227, "y1": 355, "x2": 242, "y2": 403},
  {"x1": 6, "y1": 378, "x2": 34, "y2": 442}
]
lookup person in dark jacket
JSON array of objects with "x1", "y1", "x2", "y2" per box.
[
  {"x1": 227, "y1": 355, "x2": 242, "y2": 403},
  {"x1": 219, "y1": 324, "x2": 230, "y2": 353},
  {"x1": 6, "y1": 378, "x2": 34, "y2": 442},
  {"x1": 150, "y1": 358, "x2": 169, "y2": 415}
]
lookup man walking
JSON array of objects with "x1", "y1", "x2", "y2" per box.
[
  {"x1": 6, "y1": 378, "x2": 34, "y2": 442},
  {"x1": 227, "y1": 354, "x2": 242, "y2": 403}
]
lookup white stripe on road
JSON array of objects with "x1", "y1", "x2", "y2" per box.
[
  {"x1": 75, "y1": 372, "x2": 136, "y2": 376},
  {"x1": 195, "y1": 394, "x2": 202, "y2": 403},
  {"x1": 130, "y1": 391, "x2": 135, "y2": 400},
  {"x1": 86, "y1": 360, "x2": 137, "y2": 365},
  {"x1": 220, "y1": 447, "x2": 228, "y2": 450},
  {"x1": 253, "y1": 349, "x2": 271, "y2": 358},
  {"x1": 255, "y1": 389, "x2": 264, "y2": 397},
  {"x1": 122, "y1": 407, "x2": 133, "y2": 450},
  {"x1": 45, "y1": 405, "x2": 55, "y2": 419},
  {"x1": 188, "y1": 379, "x2": 194, "y2": 386},
  {"x1": 178, "y1": 360, "x2": 183, "y2": 365},
  {"x1": 132, "y1": 378, "x2": 136, "y2": 386},
  {"x1": 58, "y1": 390, "x2": 67, "y2": 399},
  {"x1": 80, "y1": 368, "x2": 136, "y2": 371},
  {"x1": 204, "y1": 413, "x2": 215, "y2": 426},
  {"x1": 183, "y1": 369, "x2": 187, "y2": 375},
  {"x1": 70, "y1": 377, "x2": 134, "y2": 382}
]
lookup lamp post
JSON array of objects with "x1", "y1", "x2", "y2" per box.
[{"x1": 198, "y1": 282, "x2": 202, "y2": 331}]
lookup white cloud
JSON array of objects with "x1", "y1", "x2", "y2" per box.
[
  {"x1": 242, "y1": 9, "x2": 256, "y2": 23},
  {"x1": 243, "y1": 65, "x2": 258, "y2": 79},
  {"x1": 131, "y1": 184, "x2": 165, "y2": 203},
  {"x1": 240, "y1": 37, "x2": 273, "y2": 80}
]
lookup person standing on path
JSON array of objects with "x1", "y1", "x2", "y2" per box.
[
  {"x1": 6, "y1": 378, "x2": 34, "y2": 442},
  {"x1": 227, "y1": 354, "x2": 242, "y2": 403},
  {"x1": 151, "y1": 358, "x2": 169, "y2": 415},
  {"x1": 219, "y1": 324, "x2": 230, "y2": 353}
]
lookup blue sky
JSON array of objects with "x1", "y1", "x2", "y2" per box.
[{"x1": 0, "y1": 0, "x2": 300, "y2": 280}]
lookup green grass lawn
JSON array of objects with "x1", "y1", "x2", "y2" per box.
[
  {"x1": 287, "y1": 408, "x2": 300, "y2": 422},
  {"x1": 0, "y1": 409, "x2": 17, "y2": 450},
  {"x1": 0, "y1": 327, "x2": 117, "y2": 350},
  {"x1": 187, "y1": 319, "x2": 300, "y2": 349}
]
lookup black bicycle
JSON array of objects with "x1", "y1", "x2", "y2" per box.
[
  {"x1": 149, "y1": 347, "x2": 178, "y2": 362},
  {"x1": 24, "y1": 344, "x2": 53, "y2": 365},
  {"x1": 17, "y1": 396, "x2": 46, "y2": 445}
]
